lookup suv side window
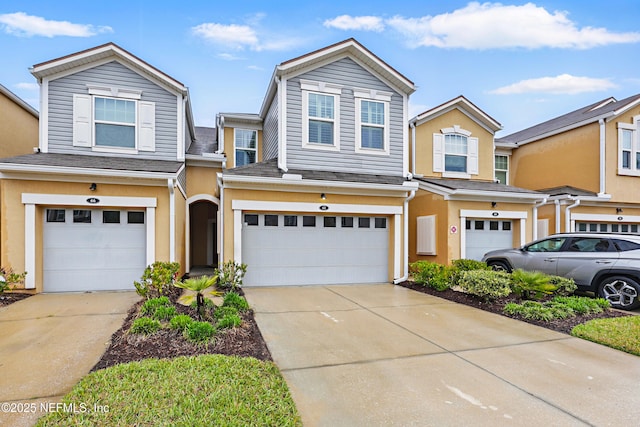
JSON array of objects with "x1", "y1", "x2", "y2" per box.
[
  {"x1": 613, "y1": 239, "x2": 640, "y2": 251},
  {"x1": 566, "y1": 238, "x2": 612, "y2": 252},
  {"x1": 526, "y1": 237, "x2": 566, "y2": 252}
]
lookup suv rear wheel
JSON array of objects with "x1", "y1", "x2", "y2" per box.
[
  {"x1": 598, "y1": 276, "x2": 640, "y2": 310},
  {"x1": 487, "y1": 260, "x2": 511, "y2": 273}
]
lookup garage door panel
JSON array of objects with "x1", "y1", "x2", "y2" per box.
[
  {"x1": 242, "y1": 214, "x2": 389, "y2": 286},
  {"x1": 466, "y1": 219, "x2": 513, "y2": 261}
]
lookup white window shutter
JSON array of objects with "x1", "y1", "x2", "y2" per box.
[
  {"x1": 468, "y1": 137, "x2": 479, "y2": 175},
  {"x1": 433, "y1": 133, "x2": 443, "y2": 172},
  {"x1": 73, "y1": 94, "x2": 92, "y2": 147},
  {"x1": 138, "y1": 101, "x2": 155, "y2": 152},
  {"x1": 416, "y1": 215, "x2": 436, "y2": 255}
]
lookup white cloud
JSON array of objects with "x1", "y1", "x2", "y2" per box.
[
  {"x1": 387, "y1": 2, "x2": 640, "y2": 50},
  {"x1": 192, "y1": 23, "x2": 258, "y2": 50},
  {"x1": 0, "y1": 12, "x2": 112, "y2": 37},
  {"x1": 217, "y1": 53, "x2": 244, "y2": 61},
  {"x1": 14, "y1": 82, "x2": 39, "y2": 91},
  {"x1": 490, "y1": 74, "x2": 617, "y2": 95},
  {"x1": 247, "y1": 65, "x2": 264, "y2": 71},
  {"x1": 323, "y1": 15, "x2": 384, "y2": 32}
]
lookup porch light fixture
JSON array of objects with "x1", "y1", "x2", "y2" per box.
[
  {"x1": 491, "y1": 201, "x2": 497, "y2": 208},
  {"x1": 89, "y1": 183, "x2": 97, "y2": 191},
  {"x1": 616, "y1": 208, "x2": 623, "y2": 214},
  {"x1": 321, "y1": 193, "x2": 326, "y2": 200}
]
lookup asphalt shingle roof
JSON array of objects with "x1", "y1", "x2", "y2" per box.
[
  {"x1": 0, "y1": 153, "x2": 184, "y2": 174},
  {"x1": 416, "y1": 176, "x2": 543, "y2": 194},
  {"x1": 188, "y1": 126, "x2": 218, "y2": 155}
]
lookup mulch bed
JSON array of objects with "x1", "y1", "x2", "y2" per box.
[
  {"x1": 0, "y1": 292, "x2": 32, "y2": 307},
  {"x1": 398, "y1": 281, "x2": 630, "y2": 334},
  {"x1": 92, "y1": 286, "x2": 272, "y2": 371}
]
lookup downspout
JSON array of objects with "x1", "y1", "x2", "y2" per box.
[
  {"x1": 532, "y1": 197, "x2": 549, "y2": 240},
  {"x1": 217, "y1": 172, "x2": 224, "y2": 266},
  {"x1": 393, "y1": 189, "x2": 417, "y2": 285},
  {"x1": 410, "y1": 121, "x2": 416, "y2": 175},
  {"x1": 168, "y1": 179, "x2": 176, "y2": 262},
  {"x1": 554, "y1": 199, "x2": 561, "y2": 234},
  {"x1": 565, "y1": 197, "x2": 581, "y2": 232},
  {"x1": 598, "y1": 119, "x2": 606, "y2": 196}
]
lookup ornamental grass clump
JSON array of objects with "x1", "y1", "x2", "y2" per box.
[
  {"x1": 222, "y1": 292, "x2": 250, "y2": 312},
  {"x1": 457, "y1": 270, "x2": 512, "y2": 301},
  {"x1": 130, "y1": 317, "x2": 161, "y2": 335},
  {"x1": 184, "y1": 321, "x2": 216, "y2": 343},
  {"x1": 169, "y1": 314, "x2": 193, "y2": 332}
]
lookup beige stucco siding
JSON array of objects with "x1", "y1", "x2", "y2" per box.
[
  {"x1": 605, "y1": 107, "x2": 640, "y2": 203},
  {"x1": 412, "y1": 109, "x2": 495, "y2": 181},
  {"x1": 0, "y1": 92, "x2": 38, "y2": 158},
  {"x1": 186, "y1": 165, "x2": 221, "y2": 198},
  {"x1": 511, "y1": 122, "x2": 600, "y2": 192}
]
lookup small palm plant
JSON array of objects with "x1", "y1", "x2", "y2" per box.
[
  {"x1": 510, "y1": 269, "x2": 557, "y2": 300},
  {"x1": 174, "y1": 275, "x2": 220, "y2": 320}
]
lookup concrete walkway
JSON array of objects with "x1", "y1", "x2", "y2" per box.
[
  {"x1": 0, "y1": 292, "x2": 139, "y2": 427},
  {"x1": 245, "y1": 284, "x2": 640, "y2": 427}
]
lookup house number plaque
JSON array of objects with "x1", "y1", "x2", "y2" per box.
[{"x1": 87, "y1": 198, "x2": 100, "y2": 204}]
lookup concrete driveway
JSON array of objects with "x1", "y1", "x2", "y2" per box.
[
  {"x1": 245, "y1": 284, "x2": 640, "y2": 427},
  {"x1": 0, "y1": 292, "x2": 139, "y2": 427}
]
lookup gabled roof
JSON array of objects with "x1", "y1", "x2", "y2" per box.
[
  {"x1": 497, "y1": 93, "x2": 640, "y2": 146},
  {"x1": 411, "y1": 95, "x2": 502, "y2": 134},
  {"x1": 30, "y1": 42, "x2": 187, "y2": 96},
  {"x1": 537, "y1": 185, "x2": 598, "y2": 197},
  {"x1": 0, "y1": 83, "x2": 38, "y2": 118},
  {"x1": 259, "y1": 38, "x2": 415, "y2": 117},
  {"x1": 187, "y1": 127, "x2": 218, "y2": 155}
]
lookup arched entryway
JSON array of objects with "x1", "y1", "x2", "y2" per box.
[{"x1": 186, "y1": 195, "x2": 219, "y2": 274}]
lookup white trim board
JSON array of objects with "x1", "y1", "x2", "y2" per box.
[{"x1": 231, "y1": 200, "x2": 403, "y2": 215}]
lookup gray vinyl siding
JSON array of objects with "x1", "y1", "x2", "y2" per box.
[
  {"x1": 177, "y1": 166, "x2": 187, "y2": 191},
  {"x1": 47, "y1": 61, "x2": 179, "y2": 161},
  {"x1": 263, "y1": 96, "x2": 278, "y2": 160},
  {"x1": 285, "y1": 57, "x2": 404, "y2": 176}
]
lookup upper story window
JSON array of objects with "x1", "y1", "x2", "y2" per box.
[
  {"x1": 432, "y1": 126, "x2": 478, "y2": 178},
  {"x1": 234, "y1": 129, "x2": 257, "y2": 167},
  {"x1": 301, "y1": 79, "x2": 341, "y2": 151},
  {"x1": 618, "y1": 117, "x2": 639, "y2": 176},
  {"x1": 495, "y1": 154, "x2": 509, "y2": 184},
  {"x1": 73, "y1": 86, "x2": 155, "y2": 153},
  {"x1": 94, "y1": 97, "x2": 136, "y2": 148},
  {"x1": 354, "y1": 88, "x2": 392, "y2": 156}
]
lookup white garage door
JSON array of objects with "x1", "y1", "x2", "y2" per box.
[
  {"x1": 465, "y1": 219, "x2": 513, "y2": 261},
  {"x1": 242, "y1": 213, "x2": 389, "y2": 286},
  {"x1": 43, "y1": 208, "x2": 146, "y2": 292}
]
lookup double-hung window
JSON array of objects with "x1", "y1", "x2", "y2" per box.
[
  {"x1": 618, "y1": 118, "x2": 639, "y2": 175},
  {"x1": 355, "y1": 88, "x2": 391, "y2": 155},
  {"x1": 234, "y1": 129, "x2": 257, "y2": 167},
  {"x1": 72, "y1": 86, "x2": 155, "y2": 153},
  {"x1": 494, "y1": 154, "x2": 509, "y2": 184},
  {"x1": 433, "y1": 126, "x2": 478, "y2": 178},
  {"x1": 301, "y1": 79, "x2": 341, "y2": 151}
]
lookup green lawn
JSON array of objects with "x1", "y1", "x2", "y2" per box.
[
  {"x1": 36, "y1": 355, "x2": 301, "y2": 426},
  {"x1": 572, "y1": 316, "x2": 640, "y2": 356}
]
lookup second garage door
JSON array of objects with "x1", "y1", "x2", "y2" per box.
[
  {"x1": 465, "y1": 219, "x2": 513, "y2": 260},
  {"x1": 43, "y1": 208, "x2": 146, "y2": 292},
  {"x1": 242, "y1": 213, "x2": 389, "y2": 286}
]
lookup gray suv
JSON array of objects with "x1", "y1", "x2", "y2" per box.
[{"x1": 482, "y1": 233, "x2": 640, "y2": 310}]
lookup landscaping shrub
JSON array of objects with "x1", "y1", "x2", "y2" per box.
[
  {"x1": 140, "y1": 296, "x2": 172, "y2": 315},
  {"x1": 0, "y1": 267, "x2": 27, "y2": 294},
  {"x1": 509, "y1": 269, "x2": 557, "y2": 299},
  {"x1": 175, "y1": 275, "x2": 220, "y2": 320},
  {"x1": 130, "y1": 317, "x2": 161, "y2": 335},
  {"x1": 152, "y1": 305, "x2": 177, "y2": 321},
  {"x1": 184, "y1": 321, "x2": 216, "y2": 343},
  {"x1": 450, "y1": 259, "x2": 490, "y2": 287},
  {"x1": 216, "y1": 261, "x2": 248, "y2": 290},
  {"x1": 134, "y1": 261, "x2": 181, "y2": 299},
  {"x1": 409, "y1": 261, "x2": 452, "y2": 291},
  {"x1": 503, "y1": 296, "x2": 610, "y2": 322},
  {"x1": 214, "y1": 305, "x2": 239, "y2": 320},
  {"x1": 548, "y1": 275, "x2": 578, "y2": 296},
  {"x1": 223, "y1": 292, "x2": 250, "y2": 312},
  {"x1": 552, "y1": 296, "x2": 609, "y2": 314},
  {"x1": 457, "y1": 270, "x2": 512, "y2": 300},
  {"x1": 169, "y1": 314, "x2": 193, "y2": 331},
  {"x1": 218, "y1": 313, "x2": 242, "y2": 329}
]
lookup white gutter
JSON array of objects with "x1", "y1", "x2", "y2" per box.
[
  {"x1": 0, "y1": 163, "x2": 179, "y2": 180},
  {"x1": 168, "y1": 179, "x2": 176, "y2": 262},
  {"x1": 598, "y1": 119, "x2": 606, "y2": 196},
  {"x1": 565, "y1": 197, "x2": 581, "y2": 232},
  {"x1": 410, "y1": 121, "x2": 416, "y2": 175},
  {"x1": 554, "y1": 200, "x2": 561, "y2": 233},
  {"x1": 217, "y1": 172, "x2": 224, "y2": 266},
  {"x1": 532, "y1": 197, "x2": 549, "y2": 240},
  {"x1": 393, "y1": 189, "x2": 417, "y2": 285}
]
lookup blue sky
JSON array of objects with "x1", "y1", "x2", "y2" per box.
[{"x1": 1, "y1": 1, "x2": 640, "y2": 135}]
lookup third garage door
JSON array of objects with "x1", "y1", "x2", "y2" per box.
[{"x1": 242, "y1": 213, "x2": 389, "y2": 286}]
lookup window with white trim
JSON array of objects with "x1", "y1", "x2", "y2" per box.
[
  {"x1": 234, "y1": 129, "x2": 257, "y2": 167},
  {"x1": 618, "y1": 117, "x2": 640, "y2": 175},
  {"x1": 495, "y1": 154, "x2": 509, "y2": 184},
  {"x1": 433, "y1": 126, "x2": 478, "y2": 177},
  {"x1": 301, "y1": 80, "x2": 341, "y2": 151},
  {"x1": 73, "y1": 87, "x2": 155, "y2": 153},
  {"x1": 354, "y1": 88, "x2": 392, "y2": 155}
]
